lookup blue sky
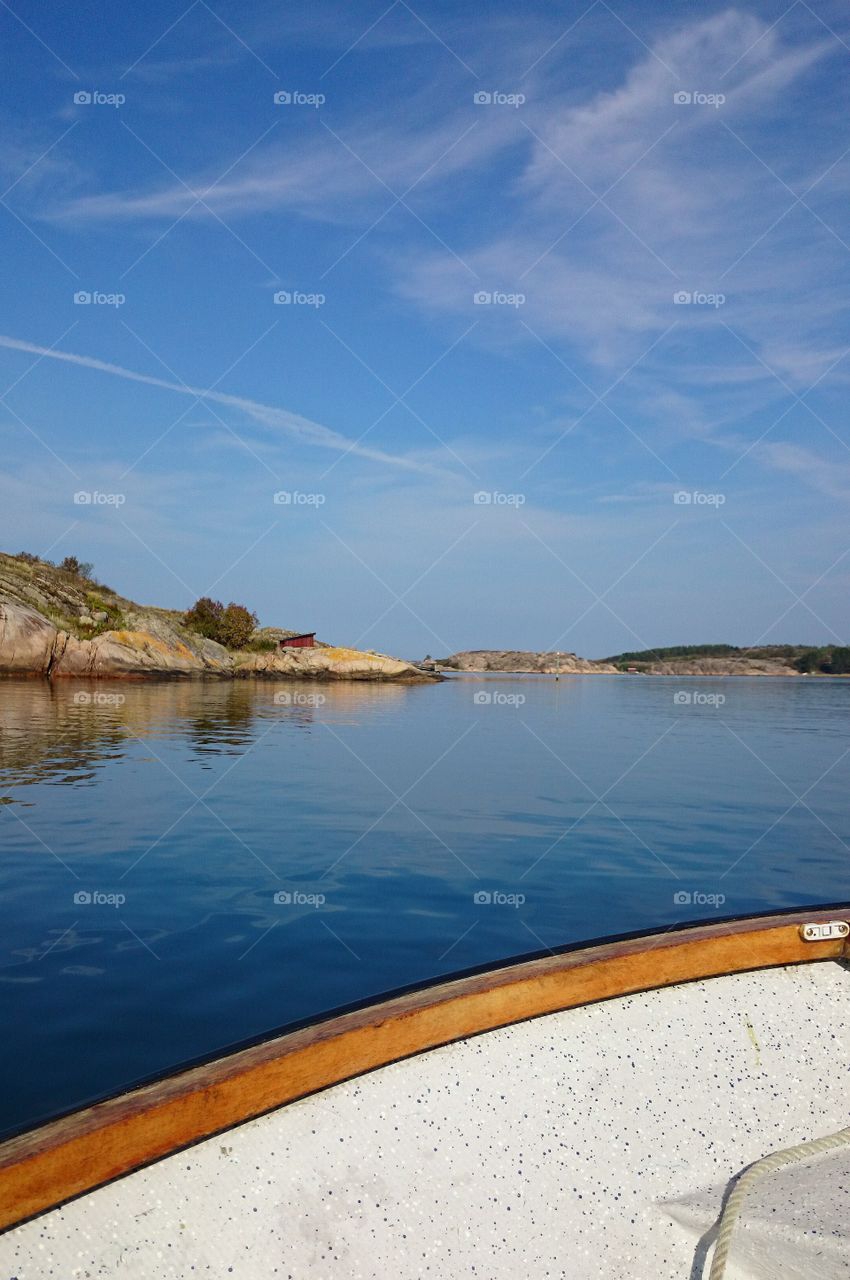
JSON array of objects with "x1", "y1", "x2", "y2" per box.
[{"x1": 1, "y1": 0, "x2": 849, "y2": 658}]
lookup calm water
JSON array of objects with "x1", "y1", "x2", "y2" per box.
[{"x1": 0, "y1": 674, "x2": 848, "y2": 1137}]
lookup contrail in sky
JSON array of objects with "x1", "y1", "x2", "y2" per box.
[{"x1": 0, "y1": 334, "x2": 442, "y2": 474}]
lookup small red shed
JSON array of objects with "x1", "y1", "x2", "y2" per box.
[{"x1": 279, "y1": 633, "x2": 316, "y2": 649}]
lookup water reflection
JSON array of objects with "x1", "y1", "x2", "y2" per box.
[{"x1": 0, "y1": 677, "x2": 411, "y2": 787}]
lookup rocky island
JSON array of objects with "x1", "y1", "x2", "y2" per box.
[
  {"x1": 602, "y1": 644, "x2": 850, "y2": 676},
  {"x1": 427, "y1": 644, "x2": 849, "y2": 676},
  {"x1": 0, "y1": 553, "x2": 436, "y2": 683},
  {"x1": 425, "y1": 650, "x2": 617, "y2": 674}
]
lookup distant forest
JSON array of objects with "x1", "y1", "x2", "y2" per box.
[{"x1": 604, "y1": 644, "x2": 850, "y2": 674}]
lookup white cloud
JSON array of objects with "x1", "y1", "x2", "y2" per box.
[
  {"x1": 48, "y1": 102, "x2": 515, "y2": 226},
  {"x1": 754, "y1": 439, "x2": 850, "y2": 498}
]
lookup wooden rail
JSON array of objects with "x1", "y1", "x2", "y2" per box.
[{"x1": 0, "y1": 908, "x2": 847, "y2": 1233}]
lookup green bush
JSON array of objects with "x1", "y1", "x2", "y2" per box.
[
  {"x1": 184, "y1": 597, "x2": 258, "y2": 649},
  {"x1": 793, "y1": 647, "x2": 850, "y2": 674},
  {"x1": 184, "y1": 596, "x2": 222, "y2": 639},
  {"x1": 794, "y1": 649, "x2": 823, "y2": 673},
  {"x1": 825, "y1": 647, "x2": 850, "y2": 674},
  {"x1": 58, "y1": 555, "x2": 94, "y2": 579},
  {"x1": 217, "y1": 604, "x2": 258, "y2": 649}
]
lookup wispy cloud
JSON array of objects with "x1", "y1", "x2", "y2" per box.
[
  {"x1": 0, "y1": 334, "x2": 449, "y2": 474},
  {"x1": 398, "y1": 11, "x2": 838, "y2": 358},
  {"x1": 749, "y1": 440, "x2": 850, "y2": 499},
  {"x1": 47, "y1": 100, "x2": 514, "y2": 225}
]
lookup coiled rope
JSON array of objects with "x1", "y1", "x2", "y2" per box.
[{"x1": 708, "y1": 1125, "x2": 850, "y2": 1280}]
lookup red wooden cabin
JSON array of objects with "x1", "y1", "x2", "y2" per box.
[{"x1": 279, "y1": 633, "x2": 316, "y2": 649}]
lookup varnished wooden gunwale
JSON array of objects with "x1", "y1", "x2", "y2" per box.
[{"x1": 0, "y1": 908, "x2": 847, "y2": 1233}]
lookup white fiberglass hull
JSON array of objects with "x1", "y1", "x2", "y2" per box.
[{"x1": 1, "y1": 958, "x2": 847, "y2": 1279}]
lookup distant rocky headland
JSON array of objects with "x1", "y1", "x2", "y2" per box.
[
  {"x1": 426, "y1": 644, "x2": 849, "y2": 677},
  {"x1": 0, "y1": 553, "x2": 436, "y2": 683},
  {"x1": 601, "y1": 644, "x2": 850, "y2": 676},
  {"x1": 424, "y1": 650, "x2": 616, "y2": 674}
]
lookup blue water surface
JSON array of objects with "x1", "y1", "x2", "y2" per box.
[{"x1": 0, "y1": 673, "x2": 847, "y2": 1136}]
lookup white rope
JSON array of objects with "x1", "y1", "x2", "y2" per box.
[{"x1": 708, "y1": 1125, "x2": 850, "y2": 1280}]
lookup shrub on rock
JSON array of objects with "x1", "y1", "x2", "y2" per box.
[{"x1": 184, "y1": 597, "x2": 258, "y2": 650}]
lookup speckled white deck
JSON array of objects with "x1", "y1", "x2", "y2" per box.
[{"x1": 2, "y1": 961, "x2": 848, "y2": 1280}]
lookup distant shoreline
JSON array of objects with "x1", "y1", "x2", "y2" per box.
[
  {"x1": 424, "y1": 646, "x2": 849, "y2": 678},
  {"x1": 435, "y1": 668, "x2": 845, "y2": 678}
]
